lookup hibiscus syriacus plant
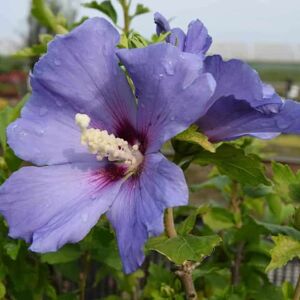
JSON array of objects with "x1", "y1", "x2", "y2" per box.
[{"x1": 1, "y1": 1, "x2": 300, "y2": 299}]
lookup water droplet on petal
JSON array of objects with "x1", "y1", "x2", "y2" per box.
[
  {"x1": 81, "y1": 213, "x2": 88, "y2": 223},
  {"x1": 158, "y1": 73, "x2": 164, "y2": 79},
  {"x1": 54, "y1": 59, "x2": 61, "y2": 66},
  {"x1": 39, "y1": 107, "x2": 48, "y2": 116},
  {"x1": 276, "y1": 116, "x2": 292, "y2": 130},
  {"x1": 35, "y1": 128, "x2": 45, "y2": 136},
  {"x1": 163, "y1": 60, "x2": 175, "y2": 75}
]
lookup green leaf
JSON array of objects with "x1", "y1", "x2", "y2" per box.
[
  {"x1": 146, "y1": 234, "x2": 221, "y2": 264},
  {"x1": 175, "y1": 125, "x2": 216, "y2": 153},
  {"x1": 254, "y1": 219, "x2": 300, "y2": 241},
  {"x1": 177, "y1": 206, "x2": 209, "y2": 235},
  {"x1": 0, "y1": 94, "x2": 29, "y2": 153},
  {"x1": 41, "y1": 245, "x2": 81, "y2": 264},
  {"x1": 203, "y1": 207, "x2": 235, "y2": 231},
  {"x1": 193, "y1": 144, "x2": 270, "y2": 186},
  {"x1": 133, "y1": 4, "x2": 150, "y2": 17},
  {"x1": 83, "y1": 1, "x2": 117, "y2": 24},
  {"x1": 4, "y1": 241, "x2": 21, "y2": 260},
  {"x1": 266, "y1": 235, "x2": 300, "y2": 271}
]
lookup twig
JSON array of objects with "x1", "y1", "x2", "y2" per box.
[
  {"x1": 293, "y1": 273, "x2": 300, "y2": 300},
  {"x1": 79, "y1": 252, "x2": 91, "y2": 300},
  {"x1": 165, "y1": 208, "x2": 198, "y2": 300}
]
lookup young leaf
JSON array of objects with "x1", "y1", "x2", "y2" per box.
[
  {"x1": 193, "y1": 144, "x2": 270, "y2": 186},
  {"x1": 83, "y1": 1, "x2": 117, "y2": 24},
  {"x1": 175, "y1": 125, "x2": 216, "y2": 153},
  {"x1": 132, "y1": 4, "x2": 150, "y2": 17},
  {"x1": 266, "y1": 235, "x2": 300, "y2": 271},
  {"x1": 127, "y1": 32, "x2": 148, "y2": 48},
  {"x1": 146, "y1": 234, "x2": 221, "y2": 265}
]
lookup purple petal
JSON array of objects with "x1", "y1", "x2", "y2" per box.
[
  {"x1": 107, "y1": 153, "x2": 188, "y2": 273},
  {"x1": 197, "y1": 97, "x2": 300, "y2": 142},
  {"x1": 154, "y1": 12, "x2": 170, "y2": 35},
  {"x1": 117, "y1": 44, "x2": 216, "y2": 153},
  {"x1": 185, "y1": 19, "x2": 212, "y2": 56},
  {"x1": 8, "y1": 17, "x2": 136, "y2": 165},
  {"x1": 0, "y1": 162, "x2": 124, "y2": 252},
  {"x1": 169, "y1": 28, "x2": 186, "y2": 51},
  {"x1": 204, "y1": 55, "x2": 282, "y2": 109}
]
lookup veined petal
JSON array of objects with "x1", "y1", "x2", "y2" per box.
[
  {"x1": 8, "y1": 17, "x2": 136, "y2": 166},
  {"x1": 0, "y1": 162, "x2": 124, "y2": 252},
  {"x1": 204, "y1": 55, "x2": 282, "y2": 109},
  {"x1": 117, "y1": 43, "x2": 216, "y2": 153},
  {"x1": 185, "y1": 19, "x2": 212, "y2": 56},
  {"x1": 107, "y1": 153, "x2": 188, "y2": 273},
  {"x1": 197, "y1": 97, "x2": 300, "y2": 142}
]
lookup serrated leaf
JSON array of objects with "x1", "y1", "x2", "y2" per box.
[
  {"x1": 175, "y1": 125, "x2": 215, "y2": 153},
  {"x1": 41, "y1": 245, "x2": 81, "y2": 264},
  {"x1": 133, "y1": 4, "x2": 150, "y2": 17},
  {"x1": 83, "y1": 1, "x2": 117, "y2": 24},
  {"x1": 146, "y1": 234, "x2": 221, "y2": 264},
  {"x1": 266, "y1": 235, "x2": 300, "y2": 271},
  {"x1": 203, "y1": 207, "x2": 235, "y2": 231},
  {"x1": 193, "y1": 144, "x2": 270, "y2": 186}
]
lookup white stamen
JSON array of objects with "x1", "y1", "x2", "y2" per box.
[{"x1": 75, "y1": 113, "x2": 140, "y2": 166}]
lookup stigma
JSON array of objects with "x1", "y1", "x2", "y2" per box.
[{"x1": 75, "y1": 114, "x2": 142, "y2": 167}]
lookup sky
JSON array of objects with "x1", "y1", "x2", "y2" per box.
[{"x1": 0, "y1": 0, "x2": 300, "y2": 54}]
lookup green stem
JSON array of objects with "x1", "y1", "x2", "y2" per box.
[
  {"x1": 164, "y1": 208, "x2": 198, "y2": 300},
  {"x1": 119, "y1": 0, "x2": 131, "y2": 34}
]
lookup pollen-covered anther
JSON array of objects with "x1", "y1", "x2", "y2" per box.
[{"x1": 75, "y1": 113, "x2": 140, "y2": 166}]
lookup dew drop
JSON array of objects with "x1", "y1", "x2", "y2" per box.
[
  {"x1": 163, "y1": 60, "x2": 175, "y2": 75},
  {"x1": 54, "y1": 59, "x2": 61, "y2": 66},
  {"x1": 158, "y1": 73, "x2": 164, "y2": 79},
  {"x1": 39, "y1": 107, "x2": 48, "y2": 116},
  {"x1": 35, "y1": 128, "x2": 45, "y2": 136},
  {"x1": 276, "y1": 116, "x2": 292, "y2": 130},
  {"x1": 81, "y1": 213, "x2": 88, "y2": 223}
]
